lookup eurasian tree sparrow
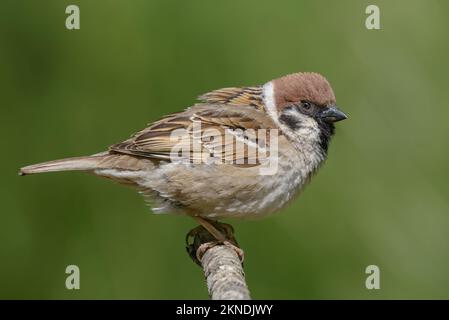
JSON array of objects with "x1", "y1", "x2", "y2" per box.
[{"x1": 20, "y1": 72, "x2": 347, "y2": 241}]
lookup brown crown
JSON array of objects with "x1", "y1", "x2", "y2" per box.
[{"x1": 272, "y1": 72, "x2": 336, "y2": 111}]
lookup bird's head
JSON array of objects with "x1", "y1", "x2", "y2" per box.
[{"x1": 263, "y1": 72, "x2": 347, "y2": 152}]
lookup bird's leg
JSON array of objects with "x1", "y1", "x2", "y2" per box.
[
  {"x1": 192, "y1": 217, "x2": 227, "y2": 242},
  {"x1": 186, "y1": 217, "x2": 244, "y2": 265}
]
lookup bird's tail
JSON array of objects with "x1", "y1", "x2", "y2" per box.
[{"x1": 19, "y1": 155, "x2": 106, "y2": 176}]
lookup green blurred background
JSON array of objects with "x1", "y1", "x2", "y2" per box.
[{"x1": 1, "y1": 0, "x2": 448, "y2": 299}]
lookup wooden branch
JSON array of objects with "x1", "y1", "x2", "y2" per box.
[{"x1": 186, "y1": 223, "x2": 251, "y2": 300}]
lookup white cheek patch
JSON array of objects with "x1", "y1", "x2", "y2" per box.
[
  {"x1": 296, "y1": 116, "x2": 321, "y2": 141},
  {"x1": 283, "y1": 108, "x2": 303, "y2": 120}
]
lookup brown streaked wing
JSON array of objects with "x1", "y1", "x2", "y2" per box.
[
  {"x1": 109, "y1": 105, "x2": 277, "y2": 166},
  {"x1": 198, "y1": 86, "x2": 264, "y2": 110}
]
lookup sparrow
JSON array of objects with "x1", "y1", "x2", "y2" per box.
[{"x1": 20, "y1": 72, "x2": 347, "y2": 242}]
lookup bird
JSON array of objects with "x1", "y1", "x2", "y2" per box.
[{"x1": 19, "y1": 72, "x2": 347, "y2": 243}]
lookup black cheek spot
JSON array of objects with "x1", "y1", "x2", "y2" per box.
[{"x1": 279, "y1": 112, "x2": 302, "y2": 130}]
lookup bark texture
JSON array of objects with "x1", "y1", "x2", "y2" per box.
[
  {"x1": 202, "y1": 244, "x2": 250, "y2": 300},
  {"x1": 186, "y1": 224, "x2": 251, "y2": 300}
]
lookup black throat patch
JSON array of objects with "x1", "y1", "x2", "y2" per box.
[{"x1": 316, "y1": 120, "x2": 335, "y2": 153}]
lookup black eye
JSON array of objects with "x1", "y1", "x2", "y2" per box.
[{"x1": 301, "y1": 101, "x2": 312, "y2": 110}]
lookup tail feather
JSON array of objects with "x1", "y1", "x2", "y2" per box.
[{"x1": 19, "y1": 156, "x2": 103, "y2": 176}]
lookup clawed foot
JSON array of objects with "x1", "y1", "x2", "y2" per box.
[{"x1": 186, "y1": 220, "x2": 244, "y2": 266}]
